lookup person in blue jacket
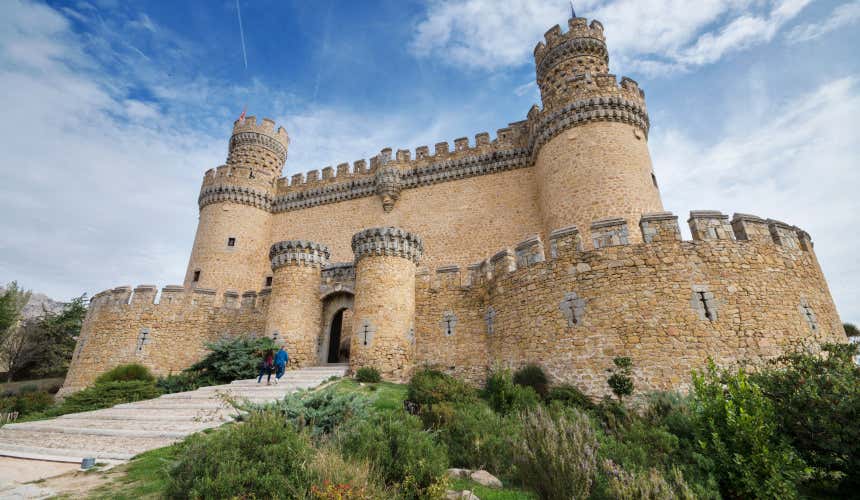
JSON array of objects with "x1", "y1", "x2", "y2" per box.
[{"x1": 274, "y1": 346, "x2": 289, "y2": 384}]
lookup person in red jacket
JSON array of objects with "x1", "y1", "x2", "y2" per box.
[{"x1": 257, "y1": 349, "x2": 274, "y2": 385}]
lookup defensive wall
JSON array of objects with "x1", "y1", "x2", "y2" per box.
[{"x1": 62, "y1": 211, "x2": 843, "y2": 396}]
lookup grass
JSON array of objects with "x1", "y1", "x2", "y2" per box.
[
  {"x1": 449, "y1": 478, "x2": 537, "y2": 499},
  {"x1": 85, "y1": 444, "x2": 180, "y2": 499},
  {"x1": 322, "y1": 378, "x2": 408, "y2": 411}
]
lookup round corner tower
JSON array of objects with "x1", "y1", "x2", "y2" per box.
[
  {"x1": 350, "y1": 227, "x2": 423, "y2": 381},
  {"x1": 266, "y1": 240, "x2": 330, "y2": 366},
  {"x1": 185, "y1": 116, "x2": 289, "y2": 293},
  {"x1": 532, "y1": 17, "x2": 663, "y2": 245}
]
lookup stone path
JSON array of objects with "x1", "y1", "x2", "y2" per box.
[{"x1": 0, "y1": 365, "x2": 348, "y2": 463}]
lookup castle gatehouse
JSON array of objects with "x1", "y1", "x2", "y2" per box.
[{"x1": 61, "y1": 17, "x2": 844, "y2": 396}]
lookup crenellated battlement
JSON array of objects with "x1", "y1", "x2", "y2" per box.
[
  {"x1": 534, "y1": 18, "x2": 606, "y2": 70},
  {"x1": 231, "y1": 116, "x2": 289, "y2": 146},
  {"x1": 438, "y1": 211, "x2": 814, "y2": 287},
  {"x1": 226, "y1": 116, "x2": 290, "y2": 177},
  {"x1": 87, "y1": 283, "x2": 272, "y2": 312}
]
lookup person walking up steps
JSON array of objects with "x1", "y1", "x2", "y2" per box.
[
  {"x1": 257, "y1": 349, "x2": 274, "y2": 385},
  {"x1": 274, "y1": 346, "x2": 288, "y2": 385}
]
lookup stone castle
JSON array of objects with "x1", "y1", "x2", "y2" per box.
[{"x1": 61, "y1": 17, "x2": 844, "y2": 396}]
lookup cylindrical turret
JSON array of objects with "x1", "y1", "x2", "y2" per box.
[
  {"x1": 265, "y1": 240, "x2": 330, "y2": 366},
  {"x1": 184, "y1": 117, "x2": 289, "y2": 292},
  {"x1": 350, "y1": 227, "x2": 423, "y2": 381},
  {"x1": 532, "y1": 18, "x2": 663, "y2": 245}
]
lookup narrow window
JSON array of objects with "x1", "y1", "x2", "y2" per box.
[
  {"x1": 193, "y1": 270, "x2": 201, "y2": 282},
  {"x1": 265, "y1": 276, "x2": 273, "y2": 287},
  {"x1": 651, "y1": 172, "x2": 658, "y2": 188},
  {"x1": 697, "y1": 292, "x2": 714, "y2": 321},
  {"x1": 227, "y1": 237, "x2": 236, "y2": 247},
  {"x1": 136, "y1": 328, "x2": 150, "y2": 352}
]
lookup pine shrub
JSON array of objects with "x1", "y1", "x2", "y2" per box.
[
  {"x1": 355, "y1": 366, "x2": 381, "y2": 383},
  {"x1": 95, "y1": 363, "x2": 155, "y2": 384},
  {"x1": 513, "y1": 363, "x2": 550, "y2": 398},
  {"x1": 547, "y1": 383, "x2": 594, "y2": 410},
  {"x1": 483, "y1": 368, "x2": 539, "y2": 415}
]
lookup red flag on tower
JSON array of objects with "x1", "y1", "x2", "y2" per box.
[{"x1": 238, "y1": 106, "x2": 247, "y2": 122}]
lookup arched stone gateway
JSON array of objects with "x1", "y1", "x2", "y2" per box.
[{"x1": 319, "y1": 292, "x2": 354, "y2": 364}]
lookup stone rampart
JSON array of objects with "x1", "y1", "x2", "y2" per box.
[
  {"x1": 59, "y1": 285, "x2": 270, "y2": 395},
  {"x1": 413, "y1": 211, "x2": 844, "y2": 392}
]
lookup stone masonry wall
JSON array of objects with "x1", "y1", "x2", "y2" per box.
[
  {"x1": 407, "y1": 212, "x2": 844, "y2": 395},
  {"x1": 60, "y1": 286, "x2": 268, "y2": 394}
]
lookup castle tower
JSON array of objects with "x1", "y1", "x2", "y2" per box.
[
  {"x1": 532, "y1": 18, "x2": 663, "y2": 245},
  {"x1": 265, "y1": 240, "x2": 330, "y2": 366},
  {"x1": 184, "y1": 117, "x2": 289, "y2": 293},
  {"x1": 350, "y1": 227, "x2": 423, "y2": 380}
]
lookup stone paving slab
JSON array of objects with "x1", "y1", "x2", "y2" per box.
[{"x1": 0, "y1": 366, "x2": 348, "y2": 464}]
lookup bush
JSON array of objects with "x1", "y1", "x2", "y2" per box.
[
  {"x1": 355, "y1": 366, "x2": 381, "y2": 383},
  {"x1": 752, "y1": 343, "x2": 860, "y2": 495},
  {"x1": 547, "y1": 383, "x2": 594, "y2": 410},
  {"x1": 336, "y1": 410, "x2": 448, "y2": 499},
  {"x1": 607, "y1": 356, "x2": 634, "y2": 402},
  {"x1": 188, "y1": 335, "x2": 278, "y2": 384},
  {"x1": 602, "y1": 463, "x2": 696, "y2": 500},
  {"x1": 265, "y1": 390, "x2": 370, "y2": 436},
  {"x1": 167, "y1": 411, "x2": 316, "y2": 499},
  {"x1": 309, "y1": 443, "x2": 387, "y2": 499},
  {"x1": 156, "y1": 371, "x2": 205, "y2": 394},
  {"x1": 421, "y1": 400, "x2": 522, "y2": 479},
  {"x1": 514, "y1": 405, "x2": 599, "y2": 499},
  {"x1": 49, "y1": 380, "x2": 162, "y2": 416},
  {"x1": 513, "y1": 363, "x2": 550, "y2": 398},
  {"x1": 483, "y1": 368, "x2": 539, "y2": 415},
  {"x1": 95, "y1": 363, "x2": 155, "y2": 384},
  {"x1": 691, "y1": 361, "x2": 807, "y2": 499},
  {"x1": 407, "y1": 368, "x2": 477, "y2": 406},
  {"x1": 0, "y1": 390, "x2": 54, "y2": 417}
]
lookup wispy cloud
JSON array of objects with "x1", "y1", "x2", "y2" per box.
[
  {"x1": 653, "y1": 76, "x2": 860, "y2": 322},
  {"x1": 785, "y1": 0, "x2": 860, "y2": 44},
  {"x1": 411, "y1": 0, "x2": 813, "y2": 76}
]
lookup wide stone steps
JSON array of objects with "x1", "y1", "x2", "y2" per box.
[{"x1": 0, "y1": 365, "x2": 348, "y2": 463}]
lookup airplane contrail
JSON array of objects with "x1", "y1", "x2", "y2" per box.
[{"x1": 236, "y1": 0, "x2": 248, "y2": 69}]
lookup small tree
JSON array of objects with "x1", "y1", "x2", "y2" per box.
[
  {"x1": 607, "y1": 356, "x2": 634, "y2": 402},
  {"x1": 0, "y1": 282, "x2": 31, "y2": 347},
  {"x1": 844, "y1": 323, "x2": 859, "y2": 338}
]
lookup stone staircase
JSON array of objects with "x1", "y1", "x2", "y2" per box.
[{"x1": 0, "y1": 365, "x2": 348, "y2": 463}]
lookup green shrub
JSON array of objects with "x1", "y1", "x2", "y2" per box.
[
  {"x1": 167, "y1": 411, "x2": 316, "y2": 499},
  {"x1": 513, "y1": 363, "x2": 550, "y2": 398},
  {"x1": 421, "y1": 400, "x2": 521, "y2": 479},
  {"x1": 336, "y1": 410, "x2": 448, "y2": 499},
  {"x1": 0, "y1": 390, "x2": 54, "y2": 417},
  {"x1": 264, "y1": 390, "x2": 370, "y2": 436},
  {"x1": 483, "y1": 369, "x2": 539, "y2": 415},
  {"x1": 752, "y1": 343, "x2": 860, "y2": 496},
  {"x1": 50, "y1": 380, "x2": 161, "y2": 416},
  {"x1": 355, "y1": 366, "x2": 381, "y2": 383},
  {"x1": 156, "y1": 371, "x2": 206, "y2": 394},
  {"x1": 691, "y1": 361, "x2": 807, "y2": 499},
  {"x1": 547, "y1": 383, "x2": 594, "y2": 410},
  {"x1": 407, "y1": 368, "x2": 477, "y2": 406},
  {"x1": 603, "y1": 463, "x2": 696, "y2": 500},
  {"x1": 514, "y1": 405, "x2": 599, "y2": 499},
  {"x1": 607, "y1": 356, "x2": 634, "y2": 402},
  {"x1": 188, "y1": 335, "x2": 278, "y2": 384},
  {"x1": 95, "y1": 363, "x2": 155, "y2": 384}
]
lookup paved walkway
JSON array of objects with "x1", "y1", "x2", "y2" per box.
[{"x1": 0, "y1": 365, "x2": 348, "y2": 463}]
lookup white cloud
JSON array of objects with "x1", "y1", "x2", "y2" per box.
[
  {"x1": 785, "y1": 0, "x2": 860, "y2": 44},
  {"x1": 410, "y1": 0, "x2": 568, "y2": 70},
  {"x1": 652, "y1": 76, "x2": 860, "y2": 323},
  {"x1": 411, "y1": 0, "x2": 812, "y2": 76}
]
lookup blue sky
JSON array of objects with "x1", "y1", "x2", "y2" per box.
[{"x1": 0, "y1": 0, "x2": 858, "y2": 325}]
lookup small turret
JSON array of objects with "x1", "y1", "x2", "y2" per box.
[
  {"x1": 226, "y1": 116, "x2": 290, "y2": 178},
  {"x1": 534, "y1": 18, "x2": 609, "y2": 111}
]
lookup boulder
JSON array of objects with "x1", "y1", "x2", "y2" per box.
[
  {"x1": 470, "y1": 470, "x2": 502, "y2": 488},
  {"x1": 446, "y1": 468, "x2": 472, "y2": 479},
  {"x1": 446, "y1": 490, "x2": 480, "y2": 500}
]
